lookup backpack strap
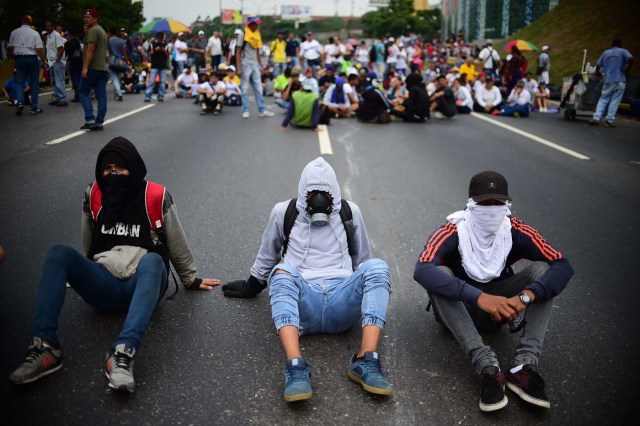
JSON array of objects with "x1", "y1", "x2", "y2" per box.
[
  {"x1": 145, "y1": 181, "x2": 166, "y2": 231},
  {"x1": 281, "y1": 197, "x2": 356, "y2": 257},
  {"x1": 339, "y1": 199, "x2": 355, "y2": 256},
  {"x1": 282, "y1": 198, "x2": 299, "y2": 257},
  {"x1": 89, "y1": 182, "x2": 103, "y2": 221}
]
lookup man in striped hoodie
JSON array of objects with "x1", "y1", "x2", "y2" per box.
[{"x1": 413, "y1": 171, "x2": 573, "y2": 412}]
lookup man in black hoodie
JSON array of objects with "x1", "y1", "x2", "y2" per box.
[
  {"x1": 391, "y1": 72, "x2": 430, "y2": 122},
  {"x1": 9, "y1": 137, "x2": 219, "y2": 393}
]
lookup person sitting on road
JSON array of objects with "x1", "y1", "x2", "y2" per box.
[
  {"x1": 386, "y1": 77, "x2": 408, "y2": 107},
  {"x1": 8, "y1": 137, "x2": 220, "y2": 392},
  {"x1": 533, "y1": 81, "x2": 550, "y2": 113},
  {"x1": 318, "y1": 64, "x2": 336, "y2": 95},
  {"x1": 523, "y1": 72, "x2": 538, "y2": 103},
  {"x1": 391, "y1": 72, "x2": 430, "y2": 122},
  {"x1": 275, "y1": 66, "x2": 301, "y2": 110},
  {"x1": 323, "y1": 77, "x2": 357, "y2": 118},
  {"x1": 2, "y1": 69, "x2": 31, "y2": 105},
  {"x1": 473, "y1": 77, "x2": 502, "y2": 113},
  {"x1": 357, "y1": 83, "x2": 391, "y2": 124},
  {"x1": 223, "y1": 65, "x2": 242, "y2": 106},
  {"x1": 472, "y1": 72, "x2": 487, "y2": 97},
  {"x1": 453, "y1": 78, "x2": 473, "y2": 114},
  {"x1": 222, "y1": 157, "x2": 393, "y2": 402},
  {"x1": 279, "y1": 79, "x2": 321, "y2": 132},
  {"x1": 413, "y1": 171, "x2": 573, "y2": 412},
  {"x1": 174, "y1": 64, "x2": 197, "y2": 98},
  {"x1": 121, "y1": 68, "x2": 137, "y2": 94},
  {"x1": 496, "y1": 80, "x2": 531, "y2": 117},
  {"x1": 198, "y1": 72, "x2": 226, "y2": 115},
  {"x1": 273, "y1": 67, "x2": 291, "y2": 99},
  {"x1": 430, "y1": 74, "x2": 457, "y2": 119}
]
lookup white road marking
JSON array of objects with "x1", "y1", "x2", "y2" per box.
[
  {"x1": 317, "y1": 124, "x2": 333, "y2": 155},
  {"x1": 45, "y1": 104, "x2": 155, "y2": 146},
  {"x1": 470, "y1": 112, "x2": 591, "y2": 160}
]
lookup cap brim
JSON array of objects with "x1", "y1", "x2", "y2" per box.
[{"x1": 471, "y1": 193, "x2": 512, "y2": 203}]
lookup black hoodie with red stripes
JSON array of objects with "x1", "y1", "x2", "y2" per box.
[{"x1": 413, "y1": 217, "x2": 574, "y2": 304}]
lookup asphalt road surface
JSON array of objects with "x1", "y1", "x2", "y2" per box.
[{"x1": 1, "y1": 88, "x2": 639, "y2": 425}]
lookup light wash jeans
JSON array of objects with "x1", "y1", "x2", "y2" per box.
[
  {"x1": 241, "y1": 64, "x2": 266, "y2": 113},
  {"x1": 175, "y1": 60, "x2": 185, "y2": 76},
  {"x1": 275, "y1": 98, "x2": 290, "y2": 109},
  {"x1": 50, "y1": 61, "x2": 67, "y2": 102},
  {"x1": 593, "y1": 81, "x2": 626, "y2": 123},
  {"x1": 32, "y1": 244, "x2": 167, "y2": 351},
  {"x1": 109, "y1": 68, "x2": 122, "y2": 97},
  {"x1": 273, "y1": 62, "x2": 286, "y2": 77},
  {"x1": 268, "y1": 259, "x2": 391, "y2": 335},
  {"x1": 429, "y1": 262, "x2": 553, "y2": 374},
  {"x1": 145, "y1": 68, "x2": 167, "y2": 101}
]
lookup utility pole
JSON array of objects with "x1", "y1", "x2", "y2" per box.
[{"x1": 502, "y1": 0, "x2": 510, "y2": 38}]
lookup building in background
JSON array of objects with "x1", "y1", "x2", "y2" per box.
[
  {"x1": 369, "y1": 0, "x2": 431, "y2": 11},
  {"x1": 440, "y1": 0, "x2": 560, "y2": 42}
]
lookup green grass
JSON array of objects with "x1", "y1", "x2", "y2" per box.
[{"x1": 497, "y1": 0, "x2": 640, "y2": 86}]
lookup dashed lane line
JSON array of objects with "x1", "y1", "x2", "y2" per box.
[
  {"x1": 470, "y1": 112, "x2": 591, "y2": 160},
  {"x1": 45, "y1": 104, "x2": 156, "y2": 146}
]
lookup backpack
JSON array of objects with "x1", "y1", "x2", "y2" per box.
[{"x1": 282, "y1": 198, "x2": 355, "y2": 257}]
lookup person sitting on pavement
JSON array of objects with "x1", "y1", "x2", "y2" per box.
[
  {"x1": 496, "y1": 80, "x2": 531, "y2": 117},
  {"x1": 430, "y1": 74, "x2": 457, "y2": 119},
  {"x1": 198, "y1": 72, "x2": 226, "y2": 115},
  {"x1": 413, "y1": 171, "x2": 573, "y2": 412},
  {"x1": 8, "y1": 136, "x2": 220, "y2": 392},
  {"x1": 386, "y1": 77, "x2": 408, "y2": 107},
  {"x1": 391, "y1": 72, "x2": 430, "y2": 122},
  {"x1": 459, "y1": 56, "x2": 477, "y2": 84},
  {"x1": 174, "y1": 64, "x2": 197, "y2": 98},
  {"x1": 275, "y1": 66, "x2": 301, "y2": 110},
  {"x1": 323, "y1": 76, "x2": 355, "y2": 118},
  {"x1": 2, "y1": 69, "x2": 31, "y2": 105},
  {"x1": 223, "y1": 65, "x2": 242, "y2": 106},
  {"x1": 279, "y1": 79, "x2": 321, "y2": 132},
  {"x1": 318, "y1": 64, "x2": 336, "y2": 95},
  {"x1": 221, "y1": 157, "x2": 393, "y2": 402},
  {"x1": 523, "y1": 72, "x2": 538, "y2": 103},
  {"x1": 533, "y1": 80, "x2": 551, "y2": 113},
  {"x1": 473, "y1": 77, "x2": 502, "y2": 113},
  {"x1": 453, "y1": 78, "x2": 473, "y2": 114},
  {"x1": 301, "y1": 67, "x2": 320, "y2": 96},
  {"x1": 121, "y1": 68, "x2": 136, "y2": 94},
  {"x1": 357, "y1": 83, "x2": 391, "y2": 124},
  {"x1": 273, "y1": 67, "x2": 292, "y2": 99},
  {"x1": 472, "y1": 72, "x2": 487, "y2": 97}
]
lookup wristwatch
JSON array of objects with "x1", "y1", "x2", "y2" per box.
[{"x1": 519, "y1": 291, "x2": 532, "y2": 306}]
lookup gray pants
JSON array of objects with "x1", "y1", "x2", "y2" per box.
[{"x1": 430, "y1": 262, "x2": 553, "y2": 374}]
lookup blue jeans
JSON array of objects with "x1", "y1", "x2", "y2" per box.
[
  {"x1": 593, "y1": 81, "x2": 626, "y2": 123},
  {"x1": 145, "y1": 68, "x2": 167, "y2": 100},
  {"x1": 287, "y1": 56, "x2": 300, "y2": 69},
  {"x1": 32, "y1": 244, "x2": 168, "y2": 350},
  {"x1": 14, "y1": 55, "x2": 40, "y2": 107},
  {"x1": 501, "y1": 103, "x2": 530, "y2": 117},
  {"x1": 268, "y1": 259, "x2": 391, "y2": 334},
  {"x1": 273, "y1": 62, "x2": 286, "y2": 77},
  {"x1": 109, "y1": 68, "x2": 122, "y2": 97},
  {"x1": 50, "y1": 61, "x2": 67, "y2": 102},
  {"x1": 175, "y1": 60, "x2": 185, "y2": 76},
  {"x1": 69, "y1": 67, "x2": 81, "y2": 100},
  {"x1": 429, "y1": 262, "x2": 553, "y2": 374},
  {"x1": 241, "y1": 64, "x2": 266, "y2": 113},
  {"x1": 275, "y1": 98, "x2": 290, "y2": 109},
  {"x1": 79, "y1": 69, "x2": 108, "y2": 124}
]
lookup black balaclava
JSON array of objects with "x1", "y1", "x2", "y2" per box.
[
  {"x1": 95, "y1": 137, "x2": 147, "y2": 229},
  {"x1": 101, "y1": 151, "x2": 130, "y2": 229}
]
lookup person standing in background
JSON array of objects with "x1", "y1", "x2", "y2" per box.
[{"x1": 79, "y1": 8, "x2": 108, "y2": 131}]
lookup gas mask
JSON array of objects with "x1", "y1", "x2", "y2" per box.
[{"x1": 306, "y1": 191, "x2": 332, "y2": 226}]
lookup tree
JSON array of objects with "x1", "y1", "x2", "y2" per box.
[
  {"x1": 362, "y1": 0, "x2": 441, "y2": 39},
  {"x1": 1, "y1": 0, "x2": 143, "y2": 34}
]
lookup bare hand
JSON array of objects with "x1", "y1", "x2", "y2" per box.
[
  {"x1": 314, "y1": 127, "x2": 322, "y2": 133},
  {"x1": 199, "y1": 278, "x2": 221, "y2": 291},
  {"x1": 508, "y1": 295, "x2": 527, "y2": 314},
  {"x1": 236, "y1": 68, "x2": 242, "y2": 78},
  {"x1": 477, "y1": 293, "x2": 518, "y2": 322},
  {"x1": 278, "y1": 125, "x2": 287, "y2": 132},
  {"x1": 81, "y1": 68, "x2": 88, "y2": 78}
]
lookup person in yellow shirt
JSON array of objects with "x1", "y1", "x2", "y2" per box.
[
  {"x1": 222, "y1": 64, "x2": 241, "y2": 86},
  {"x1": 459, "y1": 56, "x2": 477, "y2": 83},
  {"x1": 270, "y1": 31, "x2": 287, "y2": 77}
]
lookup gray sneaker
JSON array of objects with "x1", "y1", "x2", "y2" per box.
[
  {"x1": 9, "y1": 337, "x2": 63, "y2": 384},
  {"x1": 105, "y1": 344, "x2": 136, "y2": 393}
]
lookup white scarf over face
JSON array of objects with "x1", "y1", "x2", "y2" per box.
[{"x1": 447, "y1": 199, "x2": 513, "y2": 283}]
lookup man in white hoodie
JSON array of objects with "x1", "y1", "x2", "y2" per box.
[{"x1": 222, "y1": 158, "x2": 392, "y2": 402}]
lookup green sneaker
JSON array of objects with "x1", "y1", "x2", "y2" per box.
[
  {"x1": 347, "y1": 351, "x2": 392, "y2": 395},
  {"x1": 9, "y1": 337, "x2": 63, "y2": 384}
]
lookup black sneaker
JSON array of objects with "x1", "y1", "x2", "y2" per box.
[
  {"x1": 57, "y1": 101, "x2": 68, "y2": 107},
  {"x1": 506, "y1": 364, "x2": 550, "y2": 408},
  {"x1": 91, "y1": 124, "x2": 104, "y2": 131},
  {"x1": 29, "y1": 108, "x2": 43, "y2": 114},
  {"x1": 479, "y1": 365, "x2": 508, "y2": 412},
  {"x1": 603, "y1": 121, "x2": 616, "y2": 128},
  {"x1": 589, "y1": 118, "x2": 600, "y2": 125},
  {"x1": 16, "y1": 103, "x2": 23, "y2": 116},
  {"x1": 105, "y1": 344, "x2": 136, "y2": 393},
  {"x1": 9, "y1": 337, "x2": 63, "y2": 384},
  {"x1": 117, "y1": 95, "x2": 123, "y2": 102},
  {"x1": 48, "y1": 99, "x2": 59, "y2": 106}
]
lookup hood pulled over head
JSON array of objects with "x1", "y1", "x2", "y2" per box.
[
  {"x1": 95, "y1": 136, "x2": 147, "y2": 190},
  {"x1": 296, "y1": 157, "x2": 342, "y2": 218}
]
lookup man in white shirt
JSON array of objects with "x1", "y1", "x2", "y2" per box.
[
  {"x1": 45, "y1": 19, "x2": 68, "y2": 106},
  {"x1": 173, "y1": 32, "x2": 188, "y2": 76},
  {"x1": 324, "y1": 36, "x2": 345, "y2": 66},
  {"x1": 478, "y1": 41, "x2": 500, "y2": 79},
  {"x1": 198, "y1": 72, "x2": 226, "y2": 115},
  {"x1": 174, "y1": 64, "x2": 197, "y2": 98},
  {"x1": 8, "y1": 15, "x2": 47, "y2": 115},
  {"x1": 386, "y1": 39, "x2": 399, "y2": 71},
  {"x1": 473, "y1": 77, "x2": 502, "y2": 113},
  {"x1": 207, "y1": 31, "x2": 223, "y2": 71},
  {"x1": 300, "y1": 32, "x2": 322, "y2": 75},
  {"x1": 523, "y1": 72, "x2": 539, "y2": 103}
]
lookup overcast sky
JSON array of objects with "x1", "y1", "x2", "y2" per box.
[{"x1": 143, "y1": 0, "x2": 441, "y2": 25}]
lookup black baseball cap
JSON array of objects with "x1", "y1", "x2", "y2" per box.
[{"x1": 468, "y1": 171, "x2": 511, "y2": 202}]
